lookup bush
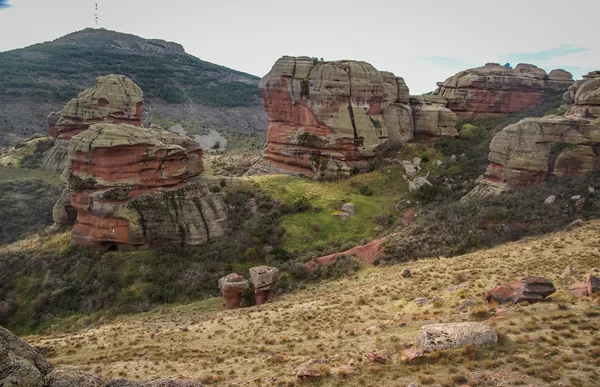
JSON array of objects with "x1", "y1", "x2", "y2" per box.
[{"x1": 359, "y1": 185, "x2": 373, "y2": 196}]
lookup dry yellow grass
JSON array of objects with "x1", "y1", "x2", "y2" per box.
[{"x1": 24, "y1": 221, "x2": 600, "y2": 386}]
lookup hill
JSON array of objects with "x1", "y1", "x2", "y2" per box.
[
  {"x1": 22, "y1": 220, "x2": 600, "y2": 386},
  {"x1": 0, "y1": 28, "x2": 267, "y2": 146}
]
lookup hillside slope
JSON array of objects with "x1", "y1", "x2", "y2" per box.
[
  {"x1": 0, "y1": 28, "x2": 267, "y2": 146},
  {"x1": 24, "y1": 221, "x2": 600, "y2": 386}
]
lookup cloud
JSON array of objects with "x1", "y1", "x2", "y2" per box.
[
  {"x1": 0, "y1": 0, "x2": 12, "y2": 10},
  {"x1": 504, "y1": 44, "x2": 590, "y2": 63}
]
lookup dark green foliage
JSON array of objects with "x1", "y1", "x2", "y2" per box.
[
  {"x1": 359, "y1": 185, "x2": 373, "y2": 196},
  {"x1": 0, "y1": 179, "x2": 61, "y2": 244},
  {"x1": 0, "y1": 187, "x2": 288, "y2": 334},
  {"x1": 0, "y1": 29, "x2": 261, "y2": 106},
  {"x1": 384, "y1": 171, "x2": 600, "y2": 261},
  {"x1": 309, "y1": 255, "x2": 362, "y2": 279}
]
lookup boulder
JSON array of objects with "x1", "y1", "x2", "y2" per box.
[
  {"x1": 218, "y1": 273, "x2": 249, "y2": 309},
  {"x1": 45, "y1": 367, "x2": 103, "y2": 387},
  {"x1": 569, "y1": 282, "x2": 589, "y2": 297},
  {"x1": 544, "y1": 195, "x2": 557, "y2": 204},
  {"x1": 341, "y1": 203, "x2": 355, "y2": 216},
  {"x1": 416, "y1": 322, "x2": 498, "y2": 351},
  {"x1": 485, "y1": 276, "x2": 556, "y2": 304},
  {"x1": 62, "y1": 123, "x2": 227, "y2": 250},
  {"x1": 42, "y1": 74, "x2": 143, "y2": 171},
  {"x1": 563, "y1": 265, "x2": 576, "y2": 276},
  {"x1": 249, "y1": 266, "x2": 280, "y2": 305},
  {"x1": 52, "y1": 188, "x2": 77, "y2": 229},
  {"x1": 436, "y1": 63, "x2": 573, "y2": 117},
  {"x1": 408, "y1": 177, "x2": 432, "y2": 192},
  {"x1": 586, "y1": 274, "x2": 600, "y2": 295},
  {"x1": 0, "y1": 326, "x2": 54, "y2": 387},
  {"x1": 400, "y1": 268, "x2": 412, "y2": 278}
]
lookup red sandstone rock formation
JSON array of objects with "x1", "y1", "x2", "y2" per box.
[
  {"x1": 218, "y1": 273, "x2": 249, "y2": 309},
  {"x1": 64, "y1": 123, "x2": 227, "y2": 250},
  {"x1": 435, "y1": 63, "x2": 573, "y2": 117},
  {"x1": 305, "y1": 237, "x2": 387, "y2": 271},
  {"x1": 485, "y1": 276, "x2": 556, "y2": 305},
  {"x1": 248, "y1": 56, "x2": 456, "y2": 180},
  {"x1": 587, "y1": 274, "x2": 600, "y2": 295},
  {"x1": 463, "y1": 71, "x2": 600, "y2": 200},
  {"x1": 43, "y1": 74, "x2": 143, "y2": 172},
  {"x1": 249, "y1": 266, "x2": 279, "y2": 305}
]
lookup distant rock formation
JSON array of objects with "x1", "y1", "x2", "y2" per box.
[
  {"x1": 435, "y1": 63, "x2": 574, "y2": 117},
  {"x1": 62, "y1": 123, "x2": 227, "y2": 251},
  {"x1": 463, "y1": 71, "x2": 600, "y2": 200},
  {"x1": 42, "y1": 74, "x2": 143, "y2": 171},
  {"x1": 247, "y1": 56, "x2": 457, "y2": 180}
]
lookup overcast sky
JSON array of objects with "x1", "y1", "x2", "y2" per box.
[{"x1": 0, "y1": 0, "x2": 598, "y2": 94}]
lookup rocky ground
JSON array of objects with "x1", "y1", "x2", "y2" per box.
[{"x1": 23, "y1": 221, "x2": 600, "y2": 386}]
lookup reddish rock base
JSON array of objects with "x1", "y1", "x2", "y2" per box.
[
  {"x1": 306, "y1": 237, "x2": 387, "y2": 271},
  {"x1": 255, "y1": 290, "x2": 271, "y2": 306},
  {"x1": 486, "y1": 276, "x2": 556, "y2": 304}
]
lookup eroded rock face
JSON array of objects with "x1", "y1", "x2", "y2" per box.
[
  {"x1": 249, "y1": 56, "x2": 456, "y2": 179},
  {"x1": 45, "y1": 367, "x2": 103, "y2": 387},
  {"x1": 485, "y1": 276, "x2": 556, "y2": 304},
  {"x1": 64, "y1": 123, "x2": 227, "y2": 250},
  {"x1": 409, "y1": 95, "x2": 458, "y2": 139},
  {"x1": 218, "y1": 273, "x2": 249, "y2": 309},
  {"x1": 0, "y1": 326, "x2": 54, "y2": 387},
  {"x1": 463, "y1": 70, "x2": 600, "y2": 200},
  {"x1": 42, "y1": 74, "x2": 143, "y2": 171},
  {"x1": 416, "y1": 322, "x2": 498, "y2": 351},
  {"x1": 436, "y1": 63, "x2": 573, "y2": 117}
]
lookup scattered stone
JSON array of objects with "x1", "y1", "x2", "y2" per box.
[
  {"x1": 296, "y1": 369, "x2": 321, "y2": 381},
  {"x1": 575, "y1": 198, "x2": 586, "y2": 211},
  {"x1": 571, "y1": 195, "x2": 581, "y2": 201},
  {"x1": 416, "y1": 322, "x2": 498, "y2": 351},
  {"x1": 563, "y1": 265, "x2": 576, "y2": 276},
  {"x1": 409, "y1": 177, "x2": 433, "y2": 192},
  {"x1": 565, "y1": 219, "x2": 584, "y2": 230},
  {"x1": 450, "y1": 154, "x2": 457, "y2": 163},
  {"x1": 544, "y1": 195, "x2": 556, "y2": 204},
  {"x1": 218, "y1": 273, "x2": 249, "y2": 309},
  {"x1": 412, "y1": 157, "x2": 422, "y2": 168},
  {"x1": 457, "y1": 299, "x2": 478, "y2": 311},
  {"x1": 401, "y1": 349, "x2": 425, "y2": 362},
  {"x1": 341, "y1": 203, "x2": 355, "y2": 216},
  {"x1": 413, "y1": 297, "x2": 429, "y2": 306},
  {"x1": 401, "y1": 268, "x2": 412, "y2": 278},
  {"x1": 335, "y1": 364, "x2": 356, "y2": 375},
  {"x1": 433, "y1": 159, "x2": 443, "y2": 167},
  {"x1": 249, "y1": 266, "x2": 280, "y2": 305},
  {"x1": 45, "y1": 367, "x2": 102, "y2": 387},
  {"x1": 447, "y1": 283, "x2": 467, "y2": 293},
  {"x1": 569, "y1": 282, "x2": 589, "y2": 297},
  {"x1": 589, "y1": 187, "x2": 595, "y2": 194},
  {"x1": 586, "y1": 274, "x2": 600, "y2": 295},
  {"x1": 293, "y1": 359, "x2": 329, "y2": 378},
  {"x1": 366, "y1": 353, "x2": 387, "y2": 364},
  {"x1": 402, "y1": 161, "x2": 418, "y2": 176},
  {"x1": 485, "y1": 276, "x2": 556, "y2": 304}
]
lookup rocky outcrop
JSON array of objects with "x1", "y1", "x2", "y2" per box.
[
  {"x1": 416, "y1": 322, "x2": 498, "y2": 351},
  {"x1": 485, "y1": 276, "x2": 556, "y2": 304},
  {"x1": 63, "y1": 123, "x2": 227, "y2": 250},
  {"x1": 587, "y1": 274, "x2": 600, "y2": 295},
  {"x1": 409, "y1": 95, "x2": 458, "y2": 139},
  {"x1": 435, "y1": 63, "x2": 573, "y2": 117},
  {"x1": 42, "y1": 74, "x2": 143, "y2": 171},
  {"x1": 249, "y1": 266, "x2": 279, "y2": 305},
  {"x1": 218, "y1": 273, "x2": 249, "y2": 309},
  {"x1": 463, "y1": 71, "x2": 600, "y2": 200},
  {"x1": 248, "y1": 56, "x2": 456, "y2": 179},
  {"x1": 0, "y1": 326, "x2": 54, "y2": 386},
  {"x1": 45, "y1": 367, "x2": 103, "y2": 387}
]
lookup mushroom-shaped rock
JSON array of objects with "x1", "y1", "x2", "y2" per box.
[
  {"x1": 249, "y1": 266, "x2": 280, "y2": 305},
  {"x1": 485, "y1": 276, "x2": 556, "y2": 305},
  {"x1": 416, "y1": 322, "x2": 498, "y2": 351},
  {"x1": 218, "y1": 273, "x2": 249, "y2": 309}
]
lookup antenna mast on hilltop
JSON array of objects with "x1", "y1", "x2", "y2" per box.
[{"x1": 93, "y1": 2, "x2": 99, "y2": 27}]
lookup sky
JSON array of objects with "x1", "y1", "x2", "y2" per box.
[{"x1": 0, "y1": 0, "x2": 598, "y2": 94}]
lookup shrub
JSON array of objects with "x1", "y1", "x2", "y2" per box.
[{"x1": 359, "y1": 185, "x2": 373, "y2": 196}]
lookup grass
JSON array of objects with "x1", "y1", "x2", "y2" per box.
[
  {"x1": 22, "y1": 220, "x2": 600, "y2": 386},
  {"x1": 0, "y1": 166, "x2": 62, "y2": 186},
  {"x1": 248, "y1": 165, "x2": 410, "y2": 252}
]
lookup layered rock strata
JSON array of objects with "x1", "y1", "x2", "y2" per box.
[
  {"x1": 435, "y1": 63, "x2": 574, "y2": 117},
  {"x1": 42, "y1": 74, "x2": 143, "y2": 171},
  {"x1": 218, "y1": 273, "x2": 249, "y2": 309},
  {"x1": 63, "y1": 123, "x2": 227, "y2": 250},
  {"x1": 463, "y1": 71, "x2": 600, "y2": 200},
  {"x1": 248, "y1": 56, "x2": 457, "y2": 179},
  {"x1": 485, "y1": 276, "x2": 556, "y2": 304},
  {"x1": 249, "y1": 266, "x2": 280, "y2": 305}
]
